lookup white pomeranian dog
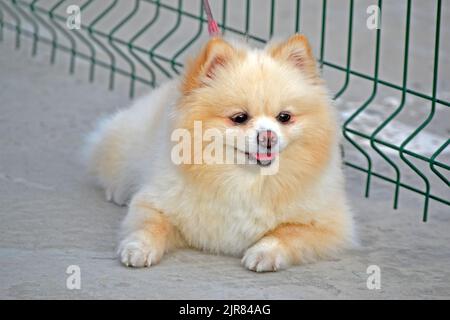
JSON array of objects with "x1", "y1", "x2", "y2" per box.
[{"x1": 85, "y1": 35, "x2": 354, "y2": 272}]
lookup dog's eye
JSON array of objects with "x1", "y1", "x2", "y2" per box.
[
  {"x1": 230, "y1": 112, "x2": 249, "y2": 124},
  {"x1": 276, "y1": 112, "x2": 291, "y2": 123}
]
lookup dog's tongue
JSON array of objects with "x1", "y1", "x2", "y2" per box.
[{"x1": 254, "y1": 152, "x2": 277, "y2": 161}]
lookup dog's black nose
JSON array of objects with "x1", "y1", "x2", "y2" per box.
[{"x1": 257, "y1": 130, "x2": 278, "y2": 149}]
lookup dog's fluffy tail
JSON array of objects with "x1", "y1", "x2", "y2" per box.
[
  {"x1": 82, "y1": 112, "x2": 136, "y2": 205},
  {"x1": 83, "y1": 79, "x2": 179, "y2": 205},
  {"x1": 82, "y1": 115, "x2": 116, "y2": 184}
]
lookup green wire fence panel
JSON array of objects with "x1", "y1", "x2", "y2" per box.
[{"x1": 0, "y1": 0, "x2": 448, "y2": 221}]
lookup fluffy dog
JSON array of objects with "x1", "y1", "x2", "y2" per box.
[{"x1": 85, "y1": 34, "x2": 354, "y2": 272}]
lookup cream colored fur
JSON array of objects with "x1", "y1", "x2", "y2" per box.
[{"x1": 85, "y1": 35, "x2": 354, "y2": 272}]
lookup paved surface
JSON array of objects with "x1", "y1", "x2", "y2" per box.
[{"x1": 1, "y1": 28, "x2": 450, "y2": 299}]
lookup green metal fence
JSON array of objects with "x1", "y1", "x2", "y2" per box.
[{"x1": 0, "y1": 0, "x2": 448, "y2": 221}]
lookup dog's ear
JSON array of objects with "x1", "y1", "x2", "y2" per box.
[
  {"x1": 269, "y1": 34, "x2": 320, "y2": 83},
  {"x1": 182, "y1": 37, "x2": 236, "y2": 93}
]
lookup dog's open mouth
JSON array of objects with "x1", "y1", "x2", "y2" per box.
[{"x1": 245, "y1": 151, "x2": 278, "y2": 167}]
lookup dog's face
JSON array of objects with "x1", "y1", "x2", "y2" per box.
[{"x1": 177, "y1": 35, "x2": 337, "y2": 180}]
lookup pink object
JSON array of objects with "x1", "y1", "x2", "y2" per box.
[
  {"x1": 253, "y1": 153, "x2": 278, "y2": 161},
  {"x1": 203, "y1": 0, "x2": 221, "y2": 37},
  {"x1": 208, "y1": 20, "x2": 220, "y2": 37}
]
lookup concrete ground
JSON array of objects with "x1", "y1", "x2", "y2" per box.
[{"x1": 1, "y1": 29, "x2": 450, "y2": 299}]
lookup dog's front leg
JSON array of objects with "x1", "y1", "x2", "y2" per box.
[
  {"x1": 117, "y1": 192, "x2": 181, "y2": 267},
  {"x1": 242, "y1": 220, "x2": 349, "y2": 272}
]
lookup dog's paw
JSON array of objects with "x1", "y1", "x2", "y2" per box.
[
  {"x1": 117, "y1": 235, "x2": 163, "y2": 268},
  {"x1": 105, "y1": 187, "x2": 129, "y2": 206},
  {"x1": 242, "y1": 238, "x2": 289, "y2": 272}
]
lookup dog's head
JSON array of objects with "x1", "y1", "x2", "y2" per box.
[{"x1": 174, "y1": 35, "x2": 337, "y2": 185}]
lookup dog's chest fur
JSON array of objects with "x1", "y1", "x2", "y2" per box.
[{"x1": 146, "y1": 171, "x2": 281, "y2": 256}]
